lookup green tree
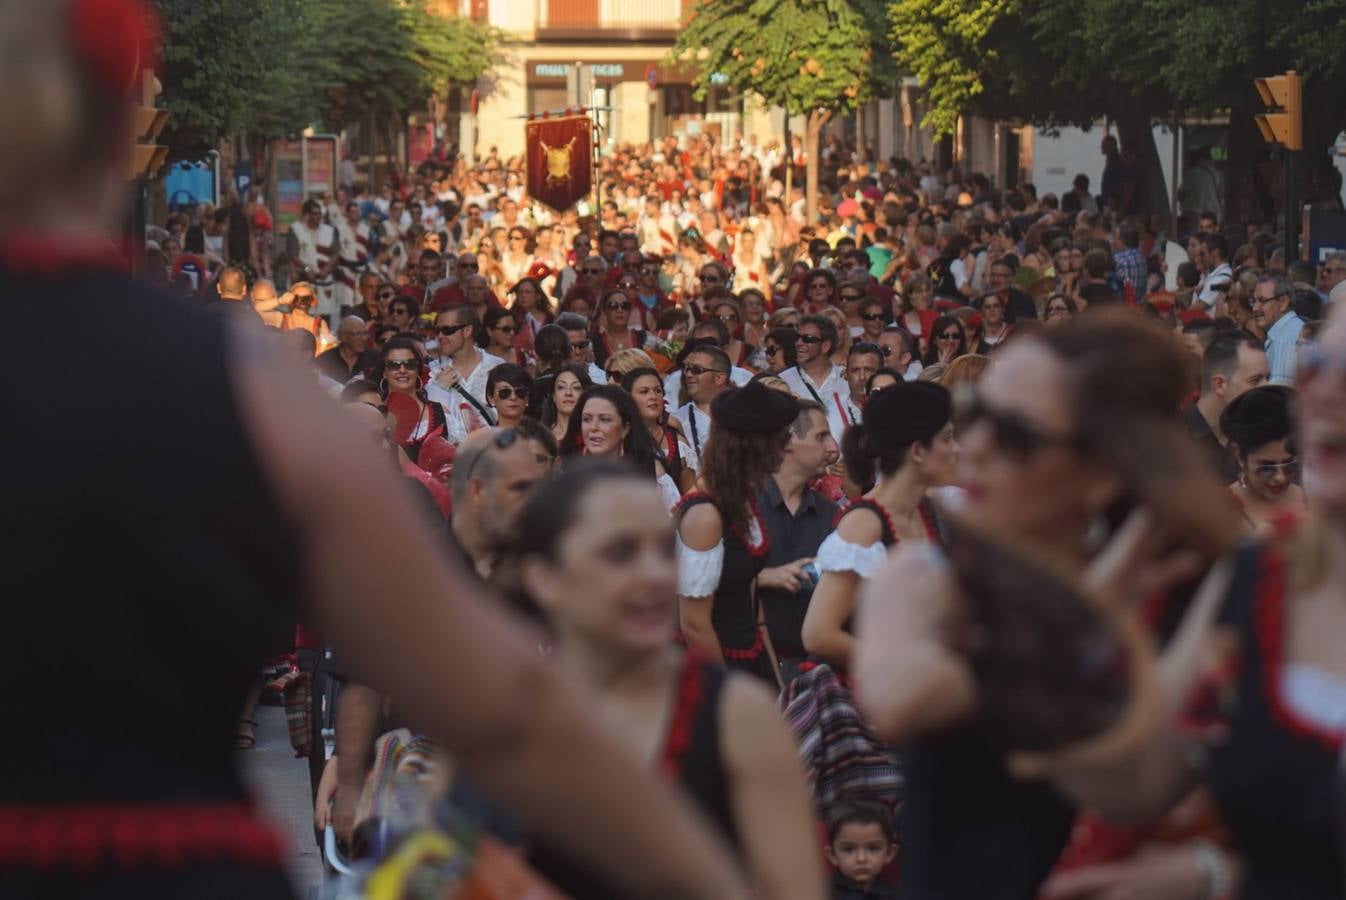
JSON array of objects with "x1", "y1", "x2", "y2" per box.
[
  {"x1": 671, "y1": 0, "x2": 896, "y2": 219},
  {"x1": 889, "y1": 0, "x2": 1346, "y2": 221}
]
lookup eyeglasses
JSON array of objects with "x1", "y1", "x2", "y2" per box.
[
  {"x1": 582, "y1": 268, "x2": 605, "y2": 275},
  {"x1": 493, "y1": 323, "x2": 517, "y2": 335},
  {"x1": 377, "y1": 290, "x2": 396, "y2": 300},
  {"x1": 1252, "y1": 458, "x2": 1299, "y2": 479},
  {"x1": 861, "y1": 312, "x2": 886, "y2": 322},
  {"x1": 437, "y1": 323, "x2": 470, "y2": 336},
  {"x1": 618, "y1": 282, "x2": 638, "y2": 291},
  {"x1": 606, "y1": 301, "x2": 631, "y2": 311},
  {"x1": 461, "y1": 262, "x2": 478, "y2": 271},
  {"x1": 765, "y1": 345, "x2": 782, "y2": 356},
  {"x1": 384, "y1": 358, "x2": 420, "y2": 372},
  {"x1": 936, "y1": 330, "x2": 962, "y2": 342},
  {"x1": 809, "y1": 282, "x2": 831, "y2": 291},
  {"x1": 963, "y1": 395, "x2": 1079, "y2": 462},
  {"x1": 571, "y1": 340, "x2": 591, "y2": 351},
  {"x1": 510, "y1": 234, "x2": 526, "y2": 241},
  {"x1": 840, "y1": 294, "x2": 865, "y2": 302},
  {"x1": 700, "y1": 274, "x2": 723, "y2": 283},
  {"x1": 717, "y1": 313, "x2": 739, "y2": 323},
  {"x1": 463, "y1": 429, "x2": 519, "y2": 481},
  {"x1": 1047, "y1": 305, "x2": 1070, "y2": 315},
  {"x1": 797, "y1": 334, "x2": 825, "y2": 344},
  {"x1": 492, "y1": 386, "x2": 525, "y2": 401},
  {"x1": 683, "y1": 363, "x2": 726, "y2": 377},
  {"x1": 606, "y1": 370, "x2": 622, "y2": 381},
  {"x1": 390, "y1": 308, "x2": 411, "y2": 318},
  {"x1": 1251, "y1": 292, "x2": 1287, "y2": 307}
]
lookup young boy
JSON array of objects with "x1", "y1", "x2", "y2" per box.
[{"x1": 825, "y1": 797, "x2": 898, "y2": 898}]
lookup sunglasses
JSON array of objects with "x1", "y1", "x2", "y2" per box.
[
  {"x1": 963, "y1": 395, "x2": 1079, "y2": 462},
  {"x1": 683, "y1": 363, "x2": 726, "y2": 377},
  {"x1": 605, "y1": 370, "x2": 622, "y2": 381},
  {"x1": 391, "y1": 308, "x2": 412, "y2": 317},
  {"x1": 461, "y1": 262, "x2": 478, "y2": 271},
  {"x1": 510, "y1": 234, "x2": 526, "y2": 241},
  {"x1": 1252, "y1": 458, "x2": 1299, "y2": 479},
  {"x1": 492, "y1": 386, "x2": 525, "y2": 401},
  {"x1": 936, "y1": 331, "x2": 962, "y2": 342},
  {"x1": 797, "y1": 334, "x2": 825, "y2": 344},
  {"x1": 571, "y1": 340, "x2": 591, "y2": 350},
  {"x1": 700, "y1": 274, "x2": 723, "y2": 283},
  {"x1": 1047, "y1": 306, "x2": 1070, "y2": 315},
  {"x1": 437, "y1": 323, "x2": 470, "y2": 336},
  {"x1": 493, "y1": 323, "x2": 517, "y2": 334},
  {"x1": 377, "y1": 290, "x2": 396, "y2": 300},
  {"x1": 861, "y1": 312, "x2": 886, "y2": 322},
  {"x1": 717, "y1": 313, "x2": 739, "y2": 323},
  {"x1": 463, "y1": 428, "x2": 519, "y2": 481},
  {"x1": 809, "y1": 282, "x2": 831, "y2": 290},
  {"x1": 582, "y1": 268, "x2": 605, "y2": 275},
  {"x1": 765, "y1": 345, "x2": 782, "y2": 356},
  {"x1": 840, "y1": 294, "x2": 865, "y2": 302},
  {"x1": 606, "y1": 301, "x2": 632, "y2": 311},
  {"x1": 384, "y1": 358, "x2": 420, "y2": 372}
]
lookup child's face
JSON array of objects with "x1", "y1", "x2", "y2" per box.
[{"x1": 826, "y1": 822, "x2": 895, "y2": 887}]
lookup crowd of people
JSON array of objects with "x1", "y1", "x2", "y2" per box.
[
  {"x1": 9, "y1": 3, "x2": 1345, "y2": 895},
  {"x1": 147, "y1": 130, "x2": 1344, "y2": 900}
]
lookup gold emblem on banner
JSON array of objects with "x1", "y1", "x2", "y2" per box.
[{"x1": 540, "y1": 137, "x2": 577, "y2": 188}]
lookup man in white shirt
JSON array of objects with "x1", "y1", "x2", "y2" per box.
[
  {"x1": 557, "y1": 312, "x2": 607, "y2": 384},
  {"x1": 288, "y1": 199, "x2": 338, "y2": 323},
  {"x1": 780, "y1": 314, "x2": 850, "y2": 442},
  {"x1": 1253, "y1": 273, "x2": 1306, "y2": 385},
  {"x1": 427, "y1": 305, "x2": 504, "y2": 444},
  {"x1": 662, "y1": 321, "x2": 753, "y2": 408},
  {"x1": 333, "y1": 200, "x2": 371, "y2": 315},
  {"x1": 674, "y1": 344, "x2": 734, "y2": 474},
  {"x1": 1194, "y1": 233, "x2": 1232, "y2": 312}
]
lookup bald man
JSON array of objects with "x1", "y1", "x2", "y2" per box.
[
  {"x1": 250, "y1": 279, "x2": 285, "y2": 328},
  {"x1": 316, "y1": 315, "x2": 373, "y2": 382},
  {"x1": 215, "y1": 266, "x2": 247, "y2": 301}
]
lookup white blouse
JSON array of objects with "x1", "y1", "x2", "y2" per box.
[
  {"x1": 676, "y1": 534, "x2": 724, "y2": 597},
  {"x1": 815, "y1": 531, "x2": 887, "y2": 579},
  {"x1": 1283, "y1": 663, "x2": 1346, "y2": 734}
]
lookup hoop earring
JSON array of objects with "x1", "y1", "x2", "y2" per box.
[
  {"x1": 379, "y1": 378, "x2": 388, "y2": 395},
  {"x1": 1238, "y1": 471, "x2": 1248, "y2": 489}
]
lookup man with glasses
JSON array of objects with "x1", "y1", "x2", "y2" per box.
[
  {"x1": 386, "y1": 296, "x2": 419, "y2": 335},
  {"x1": 316, "y1": 316, "x2": 373, "y2": 383},
  {"x1": 674, "y1": 343, "x2": 734, "y2": 472},
  {"x1": 345, "y1": 271, "x2": 383, "y2": 322},
  {"x1": 579, "y1": 255, "x2": 609, "y2": 297},
  {"x1": 1319, "y1": 250, "x2": 1346, "y2": 300},
  {"x1": 1254, "y1": 273, "x2": 1306, "y2": 385},
  {"x1": 429, "y1": 305, "x2": 504, "y2": 444},
  {"x1": 1194, "y1": 234, "x2": 1232, "y2": 312},
  {"x1": 878, "y1": 326, "x2": 921, "y2": 381},
  {"x1": 983, "y1": 257, "x2": 1038, "y2": 323},
  {"x1": 556, "y1": 311, "x2": 607, "y2": 384},
  {"x1": 781, "y1": 315, "x2": 850, "y2": 442}
]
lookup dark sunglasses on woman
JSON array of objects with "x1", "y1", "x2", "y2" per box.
[
  {"x1": 606, "y1": 301, "x2": 631, "y2": 312},
  {"x1": 493, "y1": 386, "x2": 525, "y2": 401},
  {"x1": 384, "y1": 359, "x2": 420, "y2": 372},
  {"x1": 962, "y1": 394, "x2": 1080, "y2": 462}
]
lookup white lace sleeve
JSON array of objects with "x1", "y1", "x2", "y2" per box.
[
  {"x1": 676, "y1": 534, "x2": 724, "y2": 596},
  {"x1": 815, "y1": 531, "x2": 888, "y2": 578},
  {"x1": 656, "y1": 473, "x2": 682, "y2": 514}
]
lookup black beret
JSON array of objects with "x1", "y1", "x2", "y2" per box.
[
  {"x1": 1219, "y1": 384, "x2": 1295, "y2": 454},
  {"x1": 711, "y1": 382, "x2": 799, "y2": 434},
  {"x1": 862, "y1": 381, "x2": 952, "y2": 449}
]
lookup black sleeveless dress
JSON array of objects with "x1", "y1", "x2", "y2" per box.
[
  {"x1": 0, "y1": 256, "x2": 299, "y2": 897},
  {"x1": 675, "y1": 492, "x2": 773, "y2": 681},
  {"x1": 1205, "y1": 537, "x2": 1343, "y2": 898},
  {"x1": 530, "y1": 653, "x2": 737, "y2": 897}
]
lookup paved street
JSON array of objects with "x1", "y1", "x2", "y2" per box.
[{"x1": 239, "y1": 704, "x2": 325, "y2": 900}]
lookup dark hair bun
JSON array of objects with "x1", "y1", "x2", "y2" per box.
[
  {"x1": 864, "y1": 381, "x2": 953, "y2": 450},
  {"x1": 1220, "y1": 384, "x2": 1295, "y2": 455}
]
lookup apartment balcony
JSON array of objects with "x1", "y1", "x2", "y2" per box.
[{"x1": 536, "y1": 0, "x2": 687, "y2": 41}]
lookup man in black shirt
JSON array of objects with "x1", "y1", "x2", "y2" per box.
[
  {"x1": 1182, "y1": 331, "x2": 1269, "y2": 484},
  {"x1": 756, "y1": 400, "x2": 839, "y2": 682},
  {"x1": 316, "y1": 315, "x2": 374, "y2": 382}
]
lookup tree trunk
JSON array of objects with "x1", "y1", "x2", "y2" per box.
[
  {"x1": 1111, "y1": 101, "x2": 1170, "y2": 222},
  {"x1": 805, "y1": 108, "x2": 831, "y2": 222}
]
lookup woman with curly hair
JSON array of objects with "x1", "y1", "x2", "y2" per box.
[{"x1": 676, "y1": 382, "x2": 800, "y2": 682}]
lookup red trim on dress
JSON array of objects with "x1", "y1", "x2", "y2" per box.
[
  {"x1": 1253, "y1": 540, "x2": 1345, "y2": 751},
  {"x1": 0, "y1": 803, "x2": 285, "y2": 869},
  {"x1": 660, "y1": 654, "x2": 707, "y2": 779},
  {"x1": 675, "y1": 491, "x2": 770, "y2": 559}
]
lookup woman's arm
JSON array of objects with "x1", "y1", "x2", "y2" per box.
[
  {"x1": 678, "y1": 503, "x2": 725, "y2": 663},
  {"x1": 802, "y1": 511, "x2": 883, "y2": 668},
  {"x1": 229, "y1": 323, "x2": 745, "y2": 900},
  {"x1": 852, "y1": 545, "x2": 978, "y2": 741},
  {"x1": 720, "y1": 676, "x2": 828, "y2": 900}
]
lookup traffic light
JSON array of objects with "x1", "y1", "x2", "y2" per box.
[
  {"x1": 130, "y1": 68, "x2": 168, "y2": 180},
  {"x1": 1254, "y1": 70, "x2": 1302, "y2": 151}
]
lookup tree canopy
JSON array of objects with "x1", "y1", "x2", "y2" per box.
[
  {"x1": 670, "y1": 0, "x2": 896, "y2": 217},
  {"x1": 153, "y1": 0, "x2": 500, "y2": 162}
]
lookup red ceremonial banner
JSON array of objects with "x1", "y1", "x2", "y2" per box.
[{"x1": 525, "y1": 115, "x2": 593, "y2": 214}]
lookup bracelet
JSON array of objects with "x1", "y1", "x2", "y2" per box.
[{"x1": 1191, "y1": 839, "x2": 1232, "y2": 900}]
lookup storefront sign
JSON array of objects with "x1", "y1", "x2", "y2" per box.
[{"x1": 528, "y1": 60, "x2": 692, "y2": 84}]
